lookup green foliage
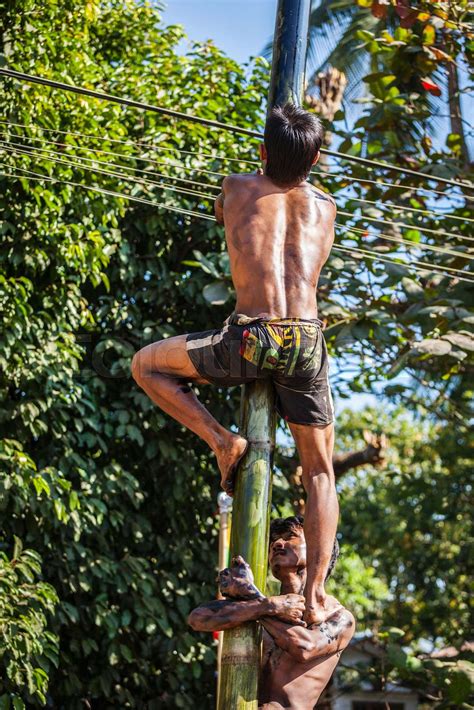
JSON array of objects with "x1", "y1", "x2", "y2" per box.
[
  {"x1": 336, "y1": 407, "x2": 472, "y2": 644},
  {"x1": 304, "y1": 0, "x2": 474, "y2": 422},
  {"x1": 338, "y1": 627, "x2": 474, "y2": 708},
  {"x1": 0, "y1": 0, "x2": 472, "y2": 706},
  {"x1": 0, "y1": 1, "x2": 268, "y2": 706},
  {"x1": 326, "y1": 546, "x2": 388, "y2": 622},
  {"x1": 0, "y1": 539, "x2": 59, "y2": 708}
]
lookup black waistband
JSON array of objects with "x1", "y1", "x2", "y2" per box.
[{"x1": 228, "y1": 313, "x2": 323, "y2": 328}]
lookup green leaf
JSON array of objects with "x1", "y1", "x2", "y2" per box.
[
  {"x1": 12, "y1": 535, "x2": 23, "y2": 560},
  {"x1": 413, "y1": 338, "x2": 452, "y2": 356}
]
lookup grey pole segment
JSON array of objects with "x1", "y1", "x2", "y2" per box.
[
  {"x1": 217, "y1": 1, "x2": 312, "y2": 708},
  {"x1": 267, "y1": 0, "x2": 312, "y2": 111}
]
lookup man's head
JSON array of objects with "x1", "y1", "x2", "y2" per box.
[
  {"x1": 269, "y1": 515, "x2": 339, "y2": 583},
  {"x1": 261, "y1": 104, "x2": 324, "y2": 188}
]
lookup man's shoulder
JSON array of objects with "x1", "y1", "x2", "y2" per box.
[
  {"x1": 223, "y1": 173, "x2": 261, "y2": 190},
  {"x1": 308, "y1": 184, "x2": 337, "y2": 210}
]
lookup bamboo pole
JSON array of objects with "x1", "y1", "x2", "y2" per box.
[
  {"x1": 217, "y1": 2, "x2": 311, "y2": 707},
  {"x1": 217, "y1": 382, "x2": 276, "y2": 709}
]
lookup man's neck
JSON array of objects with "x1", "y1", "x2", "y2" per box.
[{"x1": 279, "y1": 570, "x2": 306, "y2": 595}]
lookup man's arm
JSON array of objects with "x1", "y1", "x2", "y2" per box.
[
  {"x1": 188, "y1": 594, "x2": 305, "y2": 632},
  {"x1": 214, "y1": 175, "x2": 231, "y2": 224},
  {"x1": 261, "y1": 607, "x2": 355, "y2": 663},
  {"x1": 214, "y1": 192, "x2": 224, "y2": 224}
]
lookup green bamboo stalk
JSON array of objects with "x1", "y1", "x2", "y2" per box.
[{"x1": 217, "y1": 380, "x2": 276, "y2": 710}]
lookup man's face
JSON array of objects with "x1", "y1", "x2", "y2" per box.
[{"x1": 269, "y1": 526, "x2": 307, "y2": 579}]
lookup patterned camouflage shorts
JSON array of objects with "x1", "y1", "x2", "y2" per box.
[{"x1": 186, "y1": 313, "x2": 334, "y2": 426}]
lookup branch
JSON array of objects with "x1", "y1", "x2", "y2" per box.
[
  {"x1": 278, "y1": 432, "x2": 388, "y2": 515},
  {"x1": 333, "y1": 431, "x2": 387, "y2": 477}
]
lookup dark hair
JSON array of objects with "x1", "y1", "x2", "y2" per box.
[
  {"x1": 269, "y1": 515, "x2": 339, "y2": 580},
  {"x1": 264, "y1": 104, "x2": 323, "y2": 187}
]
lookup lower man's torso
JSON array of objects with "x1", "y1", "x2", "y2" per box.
[
  {"x1": 259, "y1": 642, "x2": 340, "y2": 709},
  {"x1": 222, "y1": 174, "x2": 335, "y2": 319}
]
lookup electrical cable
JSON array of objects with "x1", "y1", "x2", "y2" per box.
[
  {"x1": 4, "y1": 127, "x2": 473, "y2": 227},
  {"x1": 4, "y1": 131, "x2": 474, "y2": 241},
  {"x1": 337, "y1": 209, "x2": 464, "y2": 241},
  {"x1": 332, "y1": 192, "x2": 474, "y2": 224},
  {"x1": 334, "y1": 222, "x2": 474, "y2": 260},
  {"x1": 3, "y1": 165, "x2": 473, "y2": 283},
  {"x1": 0, "y1": 162, "x2": 215, "y2": 220},
  {"x1": 0, "y1": 134, "x2": 225, "y2": 181},
  {"x1": 0, "y1": 119, "x2": 258, "y2": 165},
  {"x1": 2, "y1": 118, "x2": 472, "y2": 206},
  {"x1": 0, "y1": 142, "x2": 217, "y2": 201},
  {"x1": 4, "y1": 142, "x2": 473, "y2": 257},
  {"x1": 2, "y1": 68, "x2": 473, "y2": 190},
  {"x1": 312, "y1": 167, "x2": 474, "y2": 202},
  {"x1": 333, "y1": 242, "x2": 473, "y2": 281}
]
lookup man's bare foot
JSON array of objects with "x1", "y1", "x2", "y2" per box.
[
  {"x1": 304, "y1": 586, "x2": 328, "y2": 626},
  {"x1": 216, "y1": 435, "x2": 249, "y2": 494}
]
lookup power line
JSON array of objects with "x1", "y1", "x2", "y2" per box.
[
  {"x1": 2, "y1": 118, "x2": 472, "y2": 208},
  {"x1": 0, "y1": 119, "x2": 257, "y2": 165},
  {"x1": 333, "y1": 192, "x2": 474, "y2": 224},
  {"x1": 4, "y1": 142, "x2": 473, "y2": 257},
  {"x1": 2, "y1": 68, "x2": 473, "y2": 191},
  {"x1": 335, "y1": 223, "x2": 474, "y2": 260},
  {"x1": 0, "y1": 142, "x2": 218, "y2": 201},
  {"x1": 0, "y1": 132, "x2": 225, "y2": 180},
  {"x1": 0, "y1": 131, "x2": 222, "y2": 191},
  {"x1": 334, "y1": 243, "x2": 473, "y2": 281},
  {"x1": 0, "y1": 162, "x2": 215, "y2": 220},
  {"x1": 312, "y1": 167, "x2": 474, "y2": 203},
  {"x1": 337, "y1": 209, "x2": 463, "y2": 241},
  {"x1": 4, "y1": 125, "x2": 473, "y2": 226},
  {"x1": 3, "y1": 165, "x2": 473, "y2": 284},
  {"x1": 2, "y1": 134, "x2": 473, "y2": 246}
]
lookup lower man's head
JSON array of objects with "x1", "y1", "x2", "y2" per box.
[
  {"x1": 269, "y1": 515, "x2": 339, "y2": 583},
  {"x1": 262, "y1": 104, "x2": 323, "y2": 188}
]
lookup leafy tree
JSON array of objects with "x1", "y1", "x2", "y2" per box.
[
  {"x1": 0, "y1": 0, "x2": 472, "y2": 707},
  {"x1": 337, "y1": 627, "x2": 473, "y2": 709},
  {"x1": 0, "y1": 537, "x2": 59, "y2": 709},
  {"x1": 306, "y1": 0, "x2": 473, "y2": 162},
  {"x1": 0, "y1": 1, "x2": 267, "y2": 706},
  {"x1": 334, "y1": 407, "x2": 472, "y2": 644}
]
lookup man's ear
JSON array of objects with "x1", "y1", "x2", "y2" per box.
[
  {"x1": 259, "y1": 143, "x2": 267, "y2": 161},
  {"x1": 312, "y1": 151, "x2": 320, "y2": 166}
]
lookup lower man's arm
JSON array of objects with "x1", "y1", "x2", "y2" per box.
[
  {"x1": 214, "y1": 192, "x2": 224, "y2": 224},
  {"x1": 261, "y1": 608, "x2": 355, "y2": 663},
  {"x1": 188, "y1": 597, "x2": 275, "y2": 632}
]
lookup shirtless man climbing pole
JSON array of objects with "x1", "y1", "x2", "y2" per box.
[{"x1": 132, "y1": 104, "x2": 337, "y2": 624}]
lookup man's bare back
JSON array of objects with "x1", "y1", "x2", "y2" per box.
[{"x1": 217, "y1": 173, "x2": 336, "y2": 319}]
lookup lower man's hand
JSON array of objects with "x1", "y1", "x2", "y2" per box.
[{"x1": 268, "y1": 594, "x2": 306, "y2": 625}]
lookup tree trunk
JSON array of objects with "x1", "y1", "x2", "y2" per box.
[
  {"x1": 445, "y1": 46, "x2": 470, "y2": 166},
  {"x1": 305, "y1": 67, "x2": 347, "y2": 154}
]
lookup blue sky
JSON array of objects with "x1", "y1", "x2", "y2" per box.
[{"x1": 162, "y1": 0, "x2": 276, "y2": 65}]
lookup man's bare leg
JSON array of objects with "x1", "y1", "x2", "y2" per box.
[
  {"x1": 131, "y1": 335, "x2": 248, "y2": 492},
  {"x1": 287, "y1": 422, "x2": 338, "y2": 626}
]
